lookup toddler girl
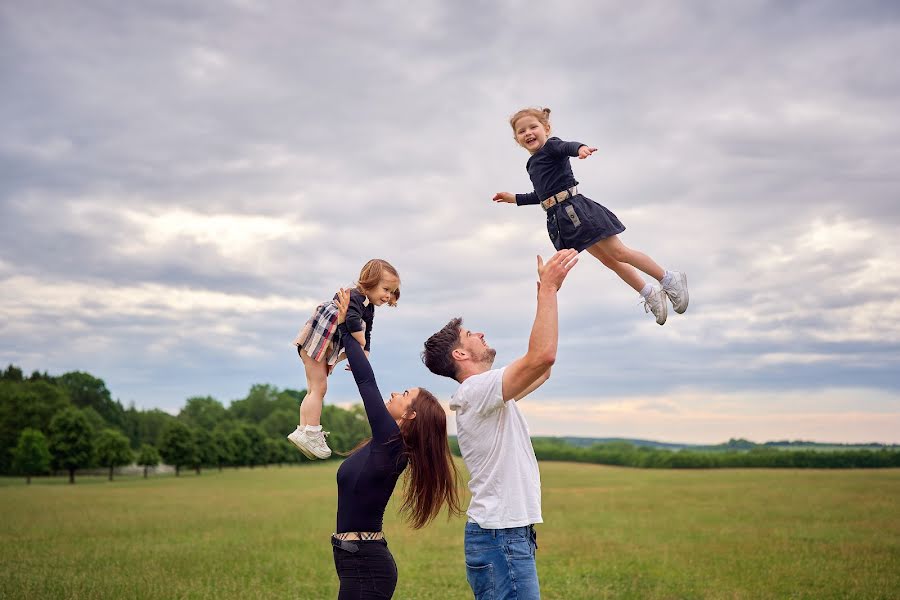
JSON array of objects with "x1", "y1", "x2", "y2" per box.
[
  {"x1": 287, "y1": 258, "x2": 400, "y2": 458},
  {"x1": 493, "y1": 107, "x2": 688, "y2": 325}
]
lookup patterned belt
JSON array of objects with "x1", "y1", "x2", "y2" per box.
[
  {"x1": 333, "y1": 531, "x2": 385, "y2": 541},
  {"x1": 540, "y1": 186, "x2": 578, "y2": 211}
]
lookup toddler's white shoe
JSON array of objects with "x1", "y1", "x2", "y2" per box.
[
  {"x1": 642, "y1": 286, "x2": 668, "y2": 325},
  {"x1": 662, "y1": 271, "x2": 689, "y2": 314},
  {"x1": 287, "y1": 426, "x2": 332, "y2": 459}
]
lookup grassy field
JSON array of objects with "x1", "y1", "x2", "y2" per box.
[{"x1": 1, "y1": 462, "x2": 899, "y2": 599}]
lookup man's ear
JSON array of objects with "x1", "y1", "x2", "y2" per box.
[{"x1": 451, "y1": 348, "x2": 466, "y2": 361}]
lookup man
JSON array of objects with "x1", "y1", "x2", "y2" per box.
[{"x1": 421, "y1": 249, "x2": 578, "y2": 600}]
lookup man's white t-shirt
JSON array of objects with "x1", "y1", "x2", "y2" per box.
[{"x1": 449, "y1": 367, "x2": 542, "y2": 529}]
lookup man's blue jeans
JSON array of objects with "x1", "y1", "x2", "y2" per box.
[{"x1": 464, "y1": 521, "x2": 540, "y2": 599}]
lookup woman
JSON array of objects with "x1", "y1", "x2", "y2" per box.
[{"x1": 330, "y1": 288, "x2": 461, "y2": 599}]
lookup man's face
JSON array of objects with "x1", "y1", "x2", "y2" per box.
[{"x1": 457, "y1": 327, "x2": 497, "y2": 365}]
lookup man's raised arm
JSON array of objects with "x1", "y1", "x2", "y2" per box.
[{"x1": 502, "y1": 249, "x2": 578, "y2": 402}]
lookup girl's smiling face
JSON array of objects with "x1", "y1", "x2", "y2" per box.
[
  {"x1": 364, "y1": 275, "x2": 400, "y2": 306},
  {"x1": 514, "y1": 115, "x2": 550, "y2": 154}
]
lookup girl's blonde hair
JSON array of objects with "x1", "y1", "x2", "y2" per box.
[
  {"x1": 509, "y1": 107, "x2": 552, "y2": 139},
  {"x1": 357, "y1": 258, "x2": 401, "y2": 306}
]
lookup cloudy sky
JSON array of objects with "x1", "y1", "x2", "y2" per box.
[{"x1": 2, "y1": 1, "x2": 899, "y2": 444}]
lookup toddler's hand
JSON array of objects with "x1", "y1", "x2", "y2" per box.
[
  {"x1": 492, "y1": 192, "x2": 516, "y2": 203},
  {"x1": 577, "y1": 146, "x2": 597, "y2": 159}
]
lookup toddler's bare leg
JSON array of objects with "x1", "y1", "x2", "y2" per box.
[
  {"x1": 591, "y1": 235, "x2": 665, "y2": 281},
  {"x1": 299, "y1": 351, "x2": 328, "y2": 427},
  {"x1": 586, "y1": 242, "x2": 647, "y2": 293}
]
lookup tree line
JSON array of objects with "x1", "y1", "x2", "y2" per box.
[
  {"x1": 1, "y1": 365, "x2": 371, "y2": 483},
  {"x1": 525, "y1": 438, "x2": 900, "y2": 469}
]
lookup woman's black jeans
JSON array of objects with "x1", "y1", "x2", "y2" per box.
[{"x1": 332, "y1": 537, "x2": 398, "y2": 599}]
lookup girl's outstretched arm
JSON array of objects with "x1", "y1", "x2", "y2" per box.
[{"x1": 492, "y1": 192, "x2": 516, "y2": 203}]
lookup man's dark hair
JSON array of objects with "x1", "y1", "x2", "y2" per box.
[{"x1": 421, "y1": 317, "x2": 463, "y2": 381}]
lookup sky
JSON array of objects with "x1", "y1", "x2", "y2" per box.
[{"x1": 2, "y1": 1, "x2": 899, "y2": 444}]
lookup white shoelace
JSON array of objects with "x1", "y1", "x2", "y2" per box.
[
  {"x1": 641, "y1": 296, "x2": 660, "y2": 315},
  {"x1": 309, "y1": 430, "x2": 330, "y2": 449}
]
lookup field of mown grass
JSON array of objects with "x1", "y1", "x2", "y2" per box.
[{"x1": 1, "y1": 462, "x2": 898, "y2": 599}]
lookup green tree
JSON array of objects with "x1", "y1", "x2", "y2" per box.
[
  {"x1": 227, "y1": 427, "x2": 251, "y2": 468},
  {"x1": 240, "y1": 423, "x2": 268, "y2": 468},
  {"x1": 260, "y1": 408, "x2": 296, "y2": 438},
  {"x1": 11, "y1": 428, "x2": 51, "y2": 484},
  {"x1": 136, "y1": 444, "x2": 161, "y2": 478},
  {"x1": 192, "y1": 428, "x2": 217, "y2": 475},
  {"x1": 48, "y1": 408, "x2": 95, "y2": 484},
  {"x1": 159, "y1": 421, "x2": 196, "y2": 477},
  {"x1": 1, "y1": 365, "x2": 24, "y2": 381},
  {"x1": 0, "y1": 379, "x2": 70, "y2": 473},
  {"x1": 57, "y1": 371, "x2": 125, "y2": 429},
  {"x1": 134, "y1": 409, "x2": 178, "y2": 448},
  {"x1": 179, "y1": 396, "x2": 228, "y2": 431},
  {"x1": 323, "y1": 404, "x2": 371, "y2": 455},
  {"x1": 211, "y1": 427, "x2": 234, "y2": 471},
  {"x1": 95, "y1": 429, "x2": 133, "y2": 481}
]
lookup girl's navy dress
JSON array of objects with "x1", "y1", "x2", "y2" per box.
[{"x1": 515, "y1": 136, "x2": 625, "y2": 252}]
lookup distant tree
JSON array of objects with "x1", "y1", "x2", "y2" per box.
[
  {"x1": 0, "y1": 379, "x2": 70, "y2": 473},
  {"x1": 211, "y1": 427, "x2": 234, "y2": 471},
  {"x1": 48, "y1": 408, "x2": 95, "y2": 484},
  {"x1": 1, "y1": 365, "x2": 24, "y2": 381},
  {"x1": 136, "y1": 444, "x2": 161, "y2": 478},
  {"x1": 240, "y1": 423, "x2": 268, "y2": 468},
  {"x1": 95, "y1": 429, "x2": 133, "y2": 481},
  {"x1": 227, "y1": 427, "x2": 251, "y2": 468},
  {"x1": 159, "y1": 421, "x2": 196, "y2": 477},
  {"x1": 260, "y1": 408, "x2": 296, "y2": 438},
  {"x1": 264, "y1": 437, "x2": 281, "y2": 467},
  {"x1": 179, "y1": 396, "x2": 228, "y2": 431},
  {"x1": 276, "y1": 438, "x2": 301, "y2": 465},
  {"x1": 229, "y1": 384, "x2": 281, "y2": 423},
  {"x1": 192, "y1": 428, "x2": 217, "y2": 475},
  {"x1": 323, "y1": 404, "x2": 371, "y2": 455},
  {"x1": 135, "y1": 409, "x2": 178, "y2": 448},
  {"x1": 11, "y1": 428, "x2": 51, "y2": 484},
  {"x1": 57, "y1": 371, "x2": 125, "y2": 429},
  {"x1": 80, "y1": 407, "x2": 108, "y2": 448}
]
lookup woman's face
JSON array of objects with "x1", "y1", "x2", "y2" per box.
[{"x1": 386, "y1": 387, "x2": 419, "y2": 421}]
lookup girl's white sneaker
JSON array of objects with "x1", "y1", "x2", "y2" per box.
[
  {"x1": 642, "y1": 286, "x2": 668, "y2": 325},
  {"x1": 662, "y1": 271, "x2": 689, "y2": 314}
]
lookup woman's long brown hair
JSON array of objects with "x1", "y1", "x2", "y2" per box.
[{"x1": 397, "y1": 388, "x2": 462, "y2": 529}]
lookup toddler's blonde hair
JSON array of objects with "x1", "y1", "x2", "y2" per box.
[
  {"x1": 357, "y1": 258, "x2": 401, "y2": 306},
  {"x1": 509, "y1": 107, "x2": 552, "y2": 140}
]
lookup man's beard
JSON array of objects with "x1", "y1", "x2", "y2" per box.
[{"x1": 479, "y1": 347, "x2": 497, "y2": 366}]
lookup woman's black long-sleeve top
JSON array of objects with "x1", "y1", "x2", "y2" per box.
[{"x1": 334, "y1": 323, "x2": 407, "y2": 533}]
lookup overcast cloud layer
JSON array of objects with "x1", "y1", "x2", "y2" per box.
[{"x1": 2, "y1": 1, "x2": 899, "y2": 443}]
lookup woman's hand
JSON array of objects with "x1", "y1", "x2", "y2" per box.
[
  {"x1": 335, "y1": 288, "x2": 351, "y2": 324},
  {"x1": 492, "y1": 192, "x2": 516, "y2": 203}
]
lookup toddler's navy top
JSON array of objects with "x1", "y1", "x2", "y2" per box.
[
  {"x1": 515, "y1": 137, "x2": 586, "y2": 206},
  {"x1": 334, "y1": 324, "x2": 407, "y2": 533},
  {"x1": 340, "y1": 289, "x2": 374, "y2": 352}
]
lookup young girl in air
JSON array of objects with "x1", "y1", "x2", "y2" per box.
[
  {"x1": 288, "y1": 258, "x2": 401, "y2": 459},
  {"x1": 493, "y1": 107, "x2": 688, "y2": 325}
]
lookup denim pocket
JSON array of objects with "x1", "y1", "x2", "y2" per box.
[
  {"x1": 465, "y1": 561, "x2": 494, "y2": 600},
  {"x1": 505, "y1": 535, "x2": 534, "y2": 560}
]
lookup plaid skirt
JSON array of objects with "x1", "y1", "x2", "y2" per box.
[{"x1": 293, "y1": 301, "x2": 344, "y2": 365}]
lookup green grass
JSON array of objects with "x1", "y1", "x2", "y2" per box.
[{"x1": 2, "y1": 463, "x2": 899, "y2": 599}]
